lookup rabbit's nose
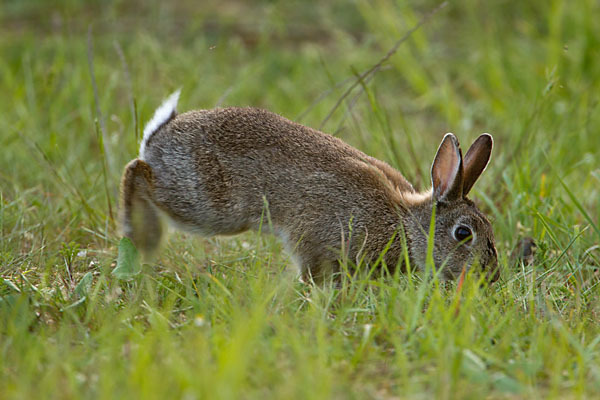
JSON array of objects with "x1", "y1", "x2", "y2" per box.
[
  {"x1": 487, "y1": 239, "x2": 497, "y2": 258},
  {"x1": 486, "y1": 239, "x2": 500, "y2": 282}
]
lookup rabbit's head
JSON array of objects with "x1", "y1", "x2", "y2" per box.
[{"x1": 405, "y1": 133, "x2": 499, "y2": 282}]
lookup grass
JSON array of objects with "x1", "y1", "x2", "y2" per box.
[{"x1": 1, "y1": 0, "x2": 600, "y2": 398}]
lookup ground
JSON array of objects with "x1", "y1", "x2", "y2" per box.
[{"x1": 1, "y1": 0, "x2": 600, "y2": 398}]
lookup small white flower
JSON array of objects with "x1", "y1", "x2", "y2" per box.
[{"x1": 194, "y1": 315, "x2": 206, "y2": 327}]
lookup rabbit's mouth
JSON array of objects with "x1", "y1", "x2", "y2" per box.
[
  {"x1": 485, "y1": 260, "x2": 500, "y2": 283},
  {"x1": 470, "y1": 251, "x2": 500, "y2": 283},
  {"x1": 440, "y1": 252, "x2": 499, "y2": 283}
]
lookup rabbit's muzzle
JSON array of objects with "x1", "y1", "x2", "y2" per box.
[{"x1": 485, "y1": 239, "x2": 500, "y2": 282}]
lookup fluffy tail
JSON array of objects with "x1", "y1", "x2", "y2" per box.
[{"x1": 139, "y1": 89, "x2": 181, "y2": 160}]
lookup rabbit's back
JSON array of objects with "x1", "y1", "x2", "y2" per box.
[{"x1": 143, "y1": 108, "x2": 410, "y2": 254}]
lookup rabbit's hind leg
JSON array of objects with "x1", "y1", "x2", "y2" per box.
[{"x1": 120, "y1": 159, "x2": 163, "y2": 257}]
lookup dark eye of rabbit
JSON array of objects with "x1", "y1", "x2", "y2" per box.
[{"x1": 454, "y1": 226, "x2": 473, "y2": 243}]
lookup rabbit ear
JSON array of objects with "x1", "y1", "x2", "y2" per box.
[
  {"x1": 431, "y1": 133, "x2": 464, "y2": 202},
  {"x1": 462, "y1": 133, "x2": 493, "y2": 196}
]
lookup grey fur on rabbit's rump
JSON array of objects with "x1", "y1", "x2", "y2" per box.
[{"x1": 120, "y1": 90, "x2": 499, "y2": 282}]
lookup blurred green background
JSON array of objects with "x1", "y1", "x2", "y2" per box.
[{"x1": 1, "y1": 0, "x2": 600, "y2": 398}]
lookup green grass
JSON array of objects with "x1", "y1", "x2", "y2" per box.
[{"x1": 1, "y1": 0, "x2": 600, "y2": 398}]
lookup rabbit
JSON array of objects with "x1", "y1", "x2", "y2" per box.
[{"x1": 120, "y1": 90, "x2": 499, "y2": 283}]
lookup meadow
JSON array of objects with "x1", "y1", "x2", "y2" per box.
[{"x1": 1, "y1": 0, "x2": 600, "y2": 398}]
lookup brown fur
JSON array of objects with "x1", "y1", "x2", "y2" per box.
[{"x1": 120, "y1": 106, "x2": 499, "y2": 282}]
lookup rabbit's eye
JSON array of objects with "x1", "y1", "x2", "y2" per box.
[{"x1": 454, "y1": 226, "x2": 473, "y2": 243}]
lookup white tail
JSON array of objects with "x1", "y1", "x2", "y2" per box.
[{"x1": 139, "y1": 89, "x2": 181, "y2": 160}]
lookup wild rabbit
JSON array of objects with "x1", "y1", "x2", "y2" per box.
[{"x1": 120, "y1": 90, "x2": 499, "y2": 282}]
